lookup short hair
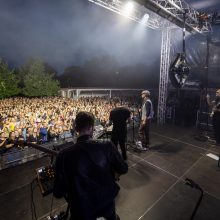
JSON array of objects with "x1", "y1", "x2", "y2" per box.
[
  {"x1": 141, "y1": 90, "x2": 150, "y2": 96},
  {"x1": 75, "y1": 111, "x2": 95, "y2": 132}
]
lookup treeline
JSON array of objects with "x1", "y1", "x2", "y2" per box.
[
  {"x1": 0, "y1": 58, "x2": 60, "y2": 99},
  {"x1": 57, "y1": 55, "x2": 160, "y2": 88},
  {"x1": 0, "y1": 55, "x2": 161, "y2": 99}
]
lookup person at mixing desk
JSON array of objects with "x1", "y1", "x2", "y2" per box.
[{"x1": 53, "y1": 111, "x2": 128, "y2": 220}]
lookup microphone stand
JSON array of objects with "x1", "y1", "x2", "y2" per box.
[
  {"x1": 127, "y1": 109, "x2": 142, "y2": 152},
  {"x1": 185, "y1": 178, "x2": 204, "y2": 220}
]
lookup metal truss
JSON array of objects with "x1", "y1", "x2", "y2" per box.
[
  {"x1": 88, "y1": 0, "x2": 162, "y2": 29},
  {"x1": 157, "y1": 27, "x2": 171, "y2": 124},
  {"x1": 89, "y1": 0, "x2": 212, "y2": 33},
  {"x1": 88, "y1": 0, "x2": 212, "y2": 124},
  {"x1": 136, "y1": 0, "x2": 212, "y2": 33}
]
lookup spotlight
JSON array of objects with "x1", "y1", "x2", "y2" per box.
[
  {"x1": 141, "y1": 13, "x2": 149, "y2": 24},
  {"x1": 123, "y1": 2, "x2": 134, "y2": 16}
]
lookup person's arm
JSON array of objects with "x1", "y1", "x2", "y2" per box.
[
  {"x1": 5, "y1": 140, "x2": 14, "y2": 148},
  {"x1": 107, "y1": 111, "x2": 113, "y2": 127},
  {"x1": 126, "y1": 109, "x2": 131, "y2": 124},
  {"x1": 0, "y1": 139, "x2": 6, "y2": 147},
  {"x1": 206, "y1": 94, "x2": 213, "y2": 107},
  {"x1": 146, "y1": 101, "x2": 151, "y2": 119},
  {"x1": 53, "y1": 153, "x2": 67, "y2": 198},
  {"x1": 109, "y1": 142, "x2": 128, "y2": 176},
  {"x1": 109, "y1": 110, "x2": 113, "y2": 122}
]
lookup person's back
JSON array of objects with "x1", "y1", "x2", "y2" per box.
[
  {"x1": 109, "y1": 106, "x2": 131, "y2": 160},
  {"x1": 54, "y1": 112, "x2": 128, "y2": 220},
  {"x1": 110, "y1": 107, "x2": 130, "y2": 131}
]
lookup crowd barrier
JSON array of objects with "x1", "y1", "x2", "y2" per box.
[
  {"x1": 0, "y1": 138, "x2": 74, "y2": 170},
  {"x1": 0, "y1": 122, "x2": 141, "y2": 170}
]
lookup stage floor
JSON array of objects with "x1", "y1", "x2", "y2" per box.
[{"x1": 0, "y1": 124, "x2": 220, "y2": 220}]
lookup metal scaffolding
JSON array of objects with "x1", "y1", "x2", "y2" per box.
[
  {"x1": 88, "y1": 0, "x2": 162, "y2": 29},
  {"x1": 88, "y1": 0, "x2": 211, "y2": 124},
  {"x1": 136, "y1": 0, "x2": 211, "y2": 33},
  {"x1": 158, "y1": 27, "x2": 171, "y2": 124}
]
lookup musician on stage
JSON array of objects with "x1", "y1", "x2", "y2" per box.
[
  {"x1": 109, "y1": 100, "x2": 131, "y2": 160},
  {"x1": 53, "y1": 111, "x2": 128, "y2": 220},
  {"x1": 207, "y1": 89, "x2": 220, "y2": 146},
  {"x1": 138, "y1": 90, "x2": 154, "y2": 150}
]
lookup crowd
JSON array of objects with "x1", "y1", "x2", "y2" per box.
[{"x1": 0, "y1": 96, "x2": 138, "y2": 155}]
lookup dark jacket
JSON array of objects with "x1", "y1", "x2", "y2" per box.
[{"x1": 53, "y1": 135, "x2": 128, "y2": 220}]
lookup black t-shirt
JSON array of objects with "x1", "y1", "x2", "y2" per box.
[
  {"x1": 7, "y1": 138, "x2": 19, "y2": 148},
  {"x1": 28, "y1": 135, "x2": 38, "y2": 143},
  {"x1": 109, "y1": 107, "x2": 130, "y2": 131}
]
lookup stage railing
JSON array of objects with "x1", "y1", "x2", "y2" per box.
[{"x1": 0, "y1": 138, "x2": 74, "y2": 170}]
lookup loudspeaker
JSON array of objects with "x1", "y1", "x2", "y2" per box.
[{"x1": 169, "y1": 53, "x2": 190, "y2": 88}]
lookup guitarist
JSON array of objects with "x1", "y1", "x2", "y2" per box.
[
  {"x1": 207, "y1": 89, "x2": 220, "y2": 146},
  {"x1": 53, "y1": 111, "x2": 128, "y2": 220}
]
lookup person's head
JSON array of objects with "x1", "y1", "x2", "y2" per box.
[
  {"x1": 0, "y1": 132, "x2": 7, "y2": 139},
  {"x1": 113, "y1": 98, "x2": 121, "y2": 108},
  {"x1": 75, "y1": 111, "x2": 95, "y2": 136},
  {"x1": 216, "y1": 89, "x2": 220, "y2": 98},
  {"x1": 141, "y1": 90, "x2": 150, "y2": 99},
  {"x1": 9, "y1": 131, "x2": 15, "y2": 140},
  {"x1": 43, "y1": 121, "x2": 47, "y2": 128}
]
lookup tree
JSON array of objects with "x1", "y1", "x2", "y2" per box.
[
  {"x1": 23, "y1": 59, "x2": 60, "y2": 97},
  {"x1": 0, "y1": 59, "x2": 20, "y2": 99}
]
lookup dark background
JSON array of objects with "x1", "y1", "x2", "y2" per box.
[{"x1": 0, "y1": 0, "x2": 219, "y2": 88}]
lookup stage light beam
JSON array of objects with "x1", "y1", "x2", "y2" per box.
[{"x1": 123, "y1": 2, "x2": 134, "y2": 17}]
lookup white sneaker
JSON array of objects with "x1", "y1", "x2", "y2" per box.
[{"x1": 136, "y1": 141, "x2": 142, "y2": 149}]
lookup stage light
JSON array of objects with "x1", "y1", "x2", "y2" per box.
[
  {"x1": 123, "y1": 2, "x2": 134, "y2": 16},
  {"x1": 141, "y1": 13, "x2": 149, "y2": 25}
]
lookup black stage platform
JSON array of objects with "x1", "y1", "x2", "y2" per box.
[{"x1": 0, "y1": 124, "x2": 220, "y2": 220}]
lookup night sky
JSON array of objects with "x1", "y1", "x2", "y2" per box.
[
  {"x1": 0, "y1": 0, "x2": 219, "y2": 79},
  {"x1": 0, "y1": 0, "x2": 162, "y2": 73}
]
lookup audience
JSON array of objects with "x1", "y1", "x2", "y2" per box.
[{"x1": 0, "y1": 96, "x2": 138, "y2": 155}]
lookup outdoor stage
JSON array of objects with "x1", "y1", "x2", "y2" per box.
[{"x1": 0, "y1": 124, "x2": 220, "y2": 220}]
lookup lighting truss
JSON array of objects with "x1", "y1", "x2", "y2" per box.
[
  {"x1": 136, "y1": 0, "x2": 212, "y2": 34},
  {"x1": 88, "y1": 0, "x2": 212, "y2": 125},
  {"x1": 88, "y1": 0, "x2": 162, "y2": 29},
  {"x1": 89, "y1": 0, "x2": 212, "y2": 34},
  {"x1": 157, "y1": 27, "x2": 171, "y2": 124}
]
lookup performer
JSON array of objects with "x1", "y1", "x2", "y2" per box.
[
  {"x1": 138, "y1": 90, "x2": 154, "y2": 150},
  {"x1": 207, "y1": 89, "x2": 220, "y2": 146},
  {"x1": 53, "y1": 111, "x2": 128, "y2": 220},
  {"x1": 109, "y1": 100, "x2": 131, "y2": 160}
]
